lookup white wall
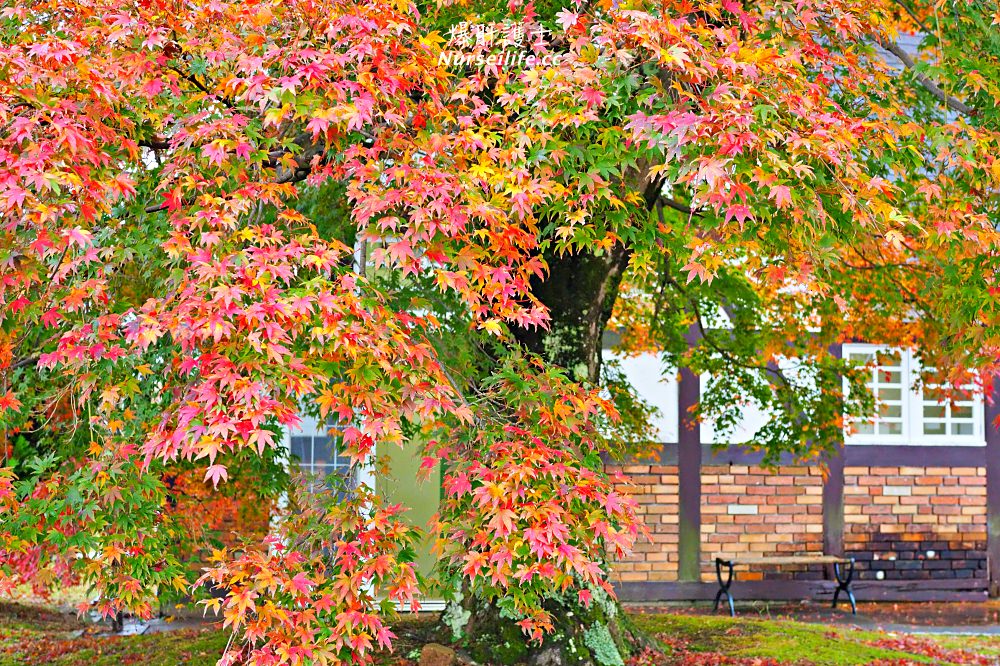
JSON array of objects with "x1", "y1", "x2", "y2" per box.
[
  {"x1": 606, "y1": 351, "x2": 679, "y2": 443},
  {"x1": 698, "y1": 373, "x2": 770, "y2": 445}
]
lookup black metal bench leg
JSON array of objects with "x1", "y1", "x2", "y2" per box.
[
  {"x1": 714, "y1": 558, "x2": 735, "y2": 617},
  {"x1": 832, "y1": 558, "x2": 856, "y2": 615}
]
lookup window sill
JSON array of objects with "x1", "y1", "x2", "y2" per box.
[{"x1": 845, "y1": 439, "x2": 985, "y2": 447}]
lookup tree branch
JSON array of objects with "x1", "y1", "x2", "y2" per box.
[
  {"x1": 168, "y1": 65, "x2": 237, "y2": 110},
  {"x1": 889, "y1": 0, "x2": 931, "y2": 33},
  {"x1": 143, "y1": 138, "x2": 325, "y2": 213},
  {"x1": 878, "y1": 38, "x2": 976, "y2": 117},
  {"x1": 659, "y1": 196, "x2": 701, "y2": 217},
  {"x1": 138, "y1": 138, "x2": 171, "y2": 150},
  {"x1": 10, "y1": 355, "x2": 38, "y2": 370}
]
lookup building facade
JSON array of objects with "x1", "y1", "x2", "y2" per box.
[
  {"x1": 281, "y1": 343, "x2": 994, "y2": 604},
  {"x1": 606, "y1": 347, "x2": 993, "y2": 603}
]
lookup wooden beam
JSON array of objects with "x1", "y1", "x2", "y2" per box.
[
  {"x1": 677, "y1": 329, "x2": 702, "y2": 582},
  {"x1": 985, "y1": 383, "x2": 1000, "y2": 597},
  {"x1": 823, "y1": 343, "x2": 845, "y2": 558},
  {"x1": 639, "y1": 441, "x2": 986, "y2": 467},
  {"x1": 646, "y1": 442, "x2": 986, "y2": 467},
  {"x1": 843, "y1": 444, "x2": 985, "y2": 467},
  {"x1": 823, "y1": 446, "x2": 845, "y2": 558},
  {"x1": 616, "y1": 579, "x2": 989, "y2": 603}
]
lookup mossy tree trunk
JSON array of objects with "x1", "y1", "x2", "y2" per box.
[
  {"x1": 441, "y1": 167, "x2": 664, "y2": 664},
  {"x1": 443, "y1": 583, "x2": 638, "y2": 666},
  {"x1": 513, "y1": 244, "x2": 630, "y2": 385},
  {"x1": 442, "y1": 245, "x2": 642, "y2": 666}
]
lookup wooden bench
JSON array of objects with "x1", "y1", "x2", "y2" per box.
[{"x1": 712, "y1": 555, "x2": 856, "y2": 616}]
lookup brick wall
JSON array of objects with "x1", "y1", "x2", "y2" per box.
[
  {"x1": 699, "y1": 464, "x2": 824, "y2": 581},
  {"x1": 844, "y1": 465, "x2": 987, "y2": 581},
  {"x1": 608, "y1": 459, "x2": 989, "y2": 590},
  {"x1": 606, "y1": 464, "x2": 679, "y2": 582}
]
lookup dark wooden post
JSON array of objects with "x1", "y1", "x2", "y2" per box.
[
  {"x1": 985, "y1": 383, "x2": 1000, "y2": 597},
  {"x1": 823, "y1": 448, "x2": 845, "y2": 557},
  {"x1": 823, "y1": 344, "x2": 845, "y2": 557},
  {"x1": 677, "y1": 329, "x2": 702, "y2": 581}
]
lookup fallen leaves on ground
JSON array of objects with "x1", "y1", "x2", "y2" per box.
[{"x1": 866, "y1": 637, "x2": 994, "y2": 666}]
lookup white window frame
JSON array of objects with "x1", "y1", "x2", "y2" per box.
[
  {"x1": 914, "y1": 366, "x2": 982, "y2": 445},
  {"x1": 843, "y1": 344, "x2": 911, "y2": 444},
  {"x1": 842, "y1": 343, "x2": 984, "y2": 446},
  {"x1": 282, "y1": 415, "x2": 376, "y2": 492}
]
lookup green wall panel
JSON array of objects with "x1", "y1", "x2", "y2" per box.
[{"x1": 376, "y1": 442, "x2": 441, "y2": 578}]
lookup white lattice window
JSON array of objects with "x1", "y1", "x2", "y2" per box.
[
  {"x1": 843, "y1": 344, "x2": 983, "y2": 445},
  {"x1": 844, "y1": 346, "x2": 907, "y2": 440},
  {"x1": 287, "y1": 416, "x2": 356, "y2": 492},
  {"x1": 918, "y1": 371, "x2": 979, "y2": 440}
]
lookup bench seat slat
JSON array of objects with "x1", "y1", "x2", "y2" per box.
[{"x1": 713, "y1": 555, "x2": 850, "y2": 565}]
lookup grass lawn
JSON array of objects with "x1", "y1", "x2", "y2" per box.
[
  {"x1": 629, "y1": 612, "x2": 994, "y2": 665},
  {"x1": 0, "y1": 603, "x2": 227, "y2": 666},
  {"x1": 1, "y1": 602, "x2": 996, "y2": 665}
]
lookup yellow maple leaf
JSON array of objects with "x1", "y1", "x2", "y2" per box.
[{"x1": 479, "y1": 318, "x2": 504, "y2": 336}]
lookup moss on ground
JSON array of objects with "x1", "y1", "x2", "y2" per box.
[
  {"x1": 0, "y1": 602, "x2": 227, "y2": 666},
  {"x1": 0, "y1": 604, "x2": 997, "y2": 665},
  {"x1": 629, "y1": 613, "x2": 977, "y2": 666},
  {"x1": 0, "y1": 625, "x2": 228, "y2": 666},
  {"x1": 53, "y1": 630, "x2": 229, "y2": 666}
]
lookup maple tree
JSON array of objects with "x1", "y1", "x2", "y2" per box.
[{"x1": 1, "y1": 0, "x2": 999, "y2": 664}]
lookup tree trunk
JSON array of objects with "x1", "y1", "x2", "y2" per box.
[
  {"x1": 513, "y1": 243, "x2": 631, "y2": 384},
  {"x1": 442, "y1": 244, "x2": 640, "y2": 666},
  {"x1": 442, "y1": 167, "x2": 667, "y2": 664},
  {"x1": 442, "y1": 582, "x2": 640, "y2": 666}
]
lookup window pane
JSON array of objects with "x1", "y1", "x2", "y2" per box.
[
  {"x1": 923, "y1": 422, "x2": 946, "y2": 435},
  {"x1": 879, "y1": 403, "x2": 902, "y2": 418},
  {"x1": 878, "y1": 422, "x2": 903, "y2": 435},
  {"x1": 290, "y1": 436, "x2": 310, "y2": 461},
  {"x1": 876, "y1": 350, "x2": 902, "y2": 366},
  {"x1": 880, "y1": 371, "x2": 902, "y2": 384},
  {"x1": 953, "y1": 405, "x2": 973, "y2": 420},
  {"x1": 844, "y1": 346, "x2": 983, "y2": 444},
  {"x1": 878, "y1": 387, "x2": 902, "y2": 401},
  {"x1": 314, "y1": 435, "x2": 340, "y2": 466},
  {"x1": 953, "y1": 422, "x2": 975, "y2": 436},
  {"x1": 923, "y1": 404, "x2": 946, "y2": 419},
  {"x1": 853, "y1": 421, "x2": 875, "y2": 435},
  {"x1": 291, "y1": 420, "x2": 358, "y2": 497}
]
